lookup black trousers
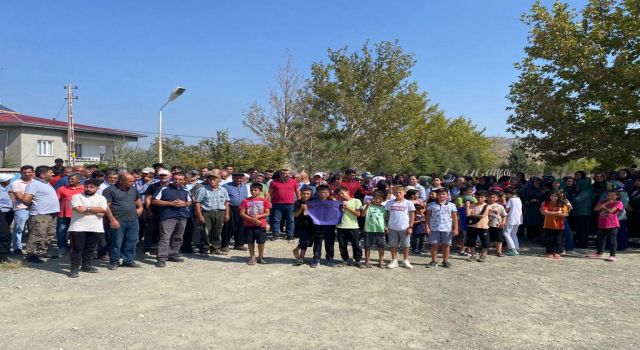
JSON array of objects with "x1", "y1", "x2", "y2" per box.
[
  {"x1": 312, "y1": 225, "x2": 336, "y2": 261},
  {"x1": 544, "y1": 229, "x2": 564, "y2": 254},
  {"x1": 181, "y1": 217, "x2": 197, "y2": 252},
  {"x1": 337, "y1": 228, "x2": 362, "y2": 262},
  {"x1": 69, "y1": 231, "x2": 101, "y2": 267},
  {"x1": 222, "y1": 206, "x2": 243, "y2": 249},
  {"x1": 597, "y1": 228, "x2": 618, "y2": 256},
  {"x1": 143, "y1": 214, "x2": 160, "y2": 251},
  {"x1": 0, "y1": 212, "x2": 11, "y2": 257},
  {"x1": 97, "y1": 219, "x2": 109, "y2": 258},
  {"x1": 573, "y1": 216, "x2": 591, "y2": 247}
]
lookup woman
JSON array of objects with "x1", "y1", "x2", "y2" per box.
[
  {"x1": 627, "y1": 178, "x2": 640, "y2": 240},
  {"x1": 407, "y1": 175, "x2": 426, "y2": 201},
  {"x1": 523, "y1": 177, "x2": 545, "y2": 243},
  {"x1": 572, "y1": 178, "x2": 595, "y2": 248},
  {"x1": 516, "y1": 172, "x2": 527, "y2": 186}
]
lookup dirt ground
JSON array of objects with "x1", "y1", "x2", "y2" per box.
[{"x1": 1, "y1": 239, "x2": 639, "y2": 350}]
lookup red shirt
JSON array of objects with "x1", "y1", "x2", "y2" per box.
[
  {"x1": 240, "y1": 197, "x2": 272, "y2": 227},
  {"x1": 341, "y1": 179, "x2": 366, "y2": 198},
  {"x1": 56, "y1": 185, "x2": 85, "y2": 218},
  {"x1": 49, "y1": 175, "x2": 61, "y2": 187},
  {"x1": 269, "y1": 179, "x2": 299, "y2": 204}
]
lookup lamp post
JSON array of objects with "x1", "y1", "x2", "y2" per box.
[{"x1": 158, "y1": 86, "x2": 186, "y2": 163}]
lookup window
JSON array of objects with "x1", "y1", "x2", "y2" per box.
[
  {"x1": 37, "y1": 140, "x2": 53, "y2": 156},
  {"x1": 74, "y1": 143, "x2": 82, "y2": 158}
]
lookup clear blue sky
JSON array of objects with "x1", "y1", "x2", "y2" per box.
[{"x1": 0, "y1": 0, "x2": 587, "y2": 146}]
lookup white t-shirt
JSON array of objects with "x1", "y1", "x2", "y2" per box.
[
  {"x1": 69, "y1": 193, "x2": 108, "y2": 233},
  {"x1": 384, "y1": 199, "x2": 415, "y2": 230},
  {"x1": 506, "y1": 197, "x2": 523, "y2": 225}
]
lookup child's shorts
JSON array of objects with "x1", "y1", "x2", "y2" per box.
[
  {"x1": 364, "y1": 232, "x2": 386, "y2": 249},
  {"x1": 387, "y1": 229, "x2": 410, "y2": 248},
  {"x1": 465, "y1": 227, "x2": 490, "y2": 248},
  {"x1": 244, "y1": 227, "x2": 267, "y2": 244},
  {"x1": 428, "y1": 231, "x2": 453, "y2": 245},
  {"x1": 489, "y1": 227, "x2": 504, "y2": 242},
  {"x1": 297, "y1": 228, "x2": 313, "y2": 249}
]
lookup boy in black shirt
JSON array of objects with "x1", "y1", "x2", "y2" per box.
[{"x1": 292, "y1": 188, "x2": 314, "y2": 265}]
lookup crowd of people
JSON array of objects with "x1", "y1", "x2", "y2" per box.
[{"x1": 0, "y1": 157, "x2": 637, "y2": 277}]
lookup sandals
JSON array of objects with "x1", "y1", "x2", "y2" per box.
[
  {"x1": 247, "y1": 258, "x2": 256, "y2": 265},
  {"x1": 377, "y1": 263, "x2": 386, "y2": 269},
  {"x1": 364, "y1": 262, "x2": 373, "y2": 268},
  {"x1": 496, "y1": 253, "x2": 505, "y2": 257}
]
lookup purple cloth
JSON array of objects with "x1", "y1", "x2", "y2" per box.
[{"x1": 306, "y1": 199, "x2": 343, "y2": 225}]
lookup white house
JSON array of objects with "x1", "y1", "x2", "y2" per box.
[{"x1": 0, "y1": 104, "x2": 144, "y2": 167}]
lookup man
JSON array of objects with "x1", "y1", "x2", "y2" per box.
[
  {"x1": 54, "y1": 165, "x2": 86, "y2": 190},
  {"x1": 0, "y1": 173, "x2": 14, "y2": 264},
  {"x1": 264, "y1": 169, "x2": 274, "y2": 183},
  {"x1": 53, "y1": 158, "x2": 64, "y2": 173},
  {"x1": 301, "y1": 172, "x2": 324, "y2": 199},
  {"x1": 220, "y1": 164, "x2": 235, "y2": 185},
  {"x1": 8, "y1": 165, "x2": 34, "y2": 255},
  {"x1": 341, "y1": 168, "x2": 368, "y2": 200},
  {"x1": 98, "y1": 170, "x2": 118, "y2": 195},
  {"x1": 143, "y1": 169, "x2": 171, "y2": 255},
  {"x1": 22, "y1": 166, "x2": 60, "y2": 263},
  {"x1": 104, "y1": 173, "x2": 143, "y2": 270},
  {"x1": 67, "y1": 178, "x2": 108, "y2": 277},
  {"x1": 222, "y1": 172, "x2": 249, "y2": 251},
  {"x1": 198, "y1": 167, "x2": 209, "y2": 183},
  {"x1": 55, "y1": 173, "x2": 84, "y2": 255},
  {"x1": 269, "y1": 168, "x2": 300, "y2": 240},
  {"x1": 151, "y1": 172, "x2": 192, "y2": 267},
  {"x1": 134, "y1": 167, "x2": 157, "y2": 240},
  {"x1": 194, "y1": 171, "x2": 230, "y2": 256},
  {"x1": 152, "y1": 163, "x2": 164, "y2": 175},
  {"x1": 181, "y1": 170, "x2": 203, "y2": 253}
]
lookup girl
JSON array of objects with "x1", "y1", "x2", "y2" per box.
[
  {"x1": 405, "y1": 189, "x2": 423, "y2": 206},
  {"x1": 540, "y1": 190, "x2": 570, "y2": 259},
  {"x1": 410, "y1": 204, "x2": 427, "y2": 255},
  {"x1": 587, "y1": 190, "x2": 623, "y2": 261}
]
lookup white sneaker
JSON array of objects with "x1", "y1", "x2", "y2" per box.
[
  {"x1": 387, "y1": 259, "x2": 398, "y2": 269},
  {"x1": 401, "y1": 260, "x2": 413, "y2": 269}
]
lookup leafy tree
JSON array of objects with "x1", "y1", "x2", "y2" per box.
[{"x1": 508, "y1": 0, "x2": 640, "y2": 169}]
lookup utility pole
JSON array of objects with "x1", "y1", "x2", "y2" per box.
[{"x1": 65, "y1": 84, "x2": 78, "y2": 166}]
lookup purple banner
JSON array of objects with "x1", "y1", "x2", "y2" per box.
[{"x1": 306, "y1": 199, "x2": 343, "y2": 225}]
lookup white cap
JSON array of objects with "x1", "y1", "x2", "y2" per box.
[
  {"x1": 313, "y1": 172, "x2": 324, "y2": 178},
  {"x1": 0, "y1": 173, "x2": 14, "y2": 182},
  {"x1": 157, "y1": 169, "x2": 170, "y2": 176}
]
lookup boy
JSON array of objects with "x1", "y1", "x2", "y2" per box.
[
  {"x1": 306, "y1": 185, "x2": 342, "y2": 268},
  {"x1": 336, "y1": 186, "x2": 363, "y2": 267},
  {"x1": 361, "y1": 191, "x2": 386, "y2": 268},
  {"x1": 239, "y1": 183, "x2": 272, "y2": 265},
  {"x1": 486, "y1": 191, "x2": 507, "y2": 257},
  {"x1": 455, "y1": 186, "x2": 476, "y2": 256},
  {"x1": 503, "y1": 188, "x2": 523, "y2": 256},
  {"x1": 292, "y1": 187, "x2": 313, "y2": 265},
  {"x1": 425, "y1": 188, "x2": 458, "y2": 268},
  {"x1": 384, "y1": 185, "x2": 416, "y2": 269},
  {"x1": 411, "y1": 204, "x2": 427, "y2": 255}
]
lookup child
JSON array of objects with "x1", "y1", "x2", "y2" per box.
[
  {"x1": 455, "y1": 186, "x2": 476, "y2": 256},
  {"x1": 587, "y1": 190, "x2": 623, "y2": 261},
  {"x1": 465, "y1": 191, "x2": 490, "y2": 262},
  {"x1": 503, "y1": 188, "x2": 523, "y2": 256},
  {"x1": 425, "y1": 188, "x2": 458, "y2": 268},
  {"x1": 410, "y1": 204, "x2": 427, "y2": 255},
  {"x1": 292, "y1": 188, "x2": 314, "y2": 265},
  {"x1": 239, "y1": 183, "x2": 272, "y2": 265},
  {"x1": 486, "y1": 191, "x2": 507, "y2": 257},
  {"x1": 361, "y1": 190, "x2": 386, "y2": 268},
  {"x1": 306, "y1": 185, "x2": 342, "y2": 268},
  {"x1": 384, "y1": 185, "x2": 416, "y2": 269},
  {"x1": 336, "y1": 186, "x2": 363, "y2": 267},
  {"x1": 540, "y1": 190, "x2": 570, "y2": 259}
]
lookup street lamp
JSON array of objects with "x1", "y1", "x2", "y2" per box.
[{"x1": 158, "y1": 86, "x2": 186, "y2": 163}]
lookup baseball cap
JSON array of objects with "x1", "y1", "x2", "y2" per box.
[
  {"x1": 188, "y1": 170, "x2": 199, "y2": 176},
  {"x1": 157, "y1": 169, "x2": 170, "y2": 176},
  {"x1": 313, "y1": 172, "x2": 324, "y2": 178},
  {"x1": 141, "y1": 167, "x2": 155, "y2": 174},
  {"x1": 205, "y1": 171, "x2": 221, "y2": 178},
  {"x1": 0, "y1": 173, "x2": 14, "y2": 182}
]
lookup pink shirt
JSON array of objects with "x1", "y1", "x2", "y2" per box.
[
  {"x1": 597, "y1": 200, "x2": 623, "y2": 229},
  {"x1": 269, "y1": 180, "x2": 298, "y2": 204}
]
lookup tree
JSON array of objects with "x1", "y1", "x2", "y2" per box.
[
  {"x1": 309, "y1": 40, "x2": 428, "y2": 171},
  {"x1": 243, "y1": 52, "x2": 311, "y2": 168},
  {"x1": 507, "y1": 0, "x2": 640, "y2": 169}
]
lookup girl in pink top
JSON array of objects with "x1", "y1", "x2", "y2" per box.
[{"x1": 587, "y1": 190, "x2": 623, "y2": 262}]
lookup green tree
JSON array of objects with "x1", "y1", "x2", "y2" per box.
[{"x1": 508, "y1": 0, "x2": 640, "y2": 169}]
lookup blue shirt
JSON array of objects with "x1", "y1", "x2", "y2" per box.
[
  {"x1": 427, "y1": 201, "x2": 457, "y2": 232},
  {"x1": 222, "y1": 182, "x2": 249, "y2": 207},
  {"x1": 154, "y1": 185, "x2": 192, "y2": 221},
  {"x1": 25, "y1": 178, "x2": 60, "y2": 215},
  {"x1": 194, "y1": 185, "x2": 229, "y2": 211},
  {"x1": 0, "y1": 185, "x2": 12, "y2": 212}
]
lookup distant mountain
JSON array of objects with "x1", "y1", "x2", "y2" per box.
[{"x1": 488, "y1": 137, "x2": 517, "y2": 165}]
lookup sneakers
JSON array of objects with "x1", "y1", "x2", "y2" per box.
[
  {"x1": 345, "y1": 258, "x2": 355, "y2": 266},
  {"x1": 441, "y1": 260, "x2": 452, "y2": 268},
  {"x1": 81, "y1": 265, "x2": 98, "y2": 273},
  {"x1": 565, "y1": 250, "x2": 581, "y2": 256},
  {"x1": 387, "y1": 259, "x2": 398, "y2": 269},
  {"x1": 168, "y1": 256, "x2": 185, "y2": 263},
  {"x1": 68, "y1": 267, "x2": 79, "y2": 278},
  {"x1": 477, "y1": 255, "x2": 487, "y2": 263},
  {"x1": 108, "y1": 263, "x2": 119, "y2": 270},
  {"x1": 606, "y1": 256, "x2": 617, "y2": 262},
  {"x1": 466, "y1": 255, "x2": 476, "y2": 262},
  {"x1": 514, "y1": 250, "x2": 521, "y2": 256},
  {"x1": 25, "y1": 255, "x2": 46, "y2": 264},
  {"x1": 12, "y1": 249, "x2": 23, "y2": 256},
  {"x1": 458, "y1": 251, "x2": 470, "y2": 256},
  {"x1": 0, "y1": 256, "x2": 17, "y2": 264},
  {"x1": 155, "y1": 261, "x2": 166, "y2": 268},
  {"x1": 121, "y1": 261, "x2": 142, "y2": 268},
  {"x1": 310, "y1": 259, "x2": 319, "y2": 268},
  {"x1": 425, "y1": 261, "x2": 438, "y2": 268},
  {"x1": 257, "y1": 258, "x2": 268, "y2": 264},
  {"x1": 401, "y1": 260, "x2": 414, "y2": 269},
  {"x1": 505, "y1": 249, "x2": 517, "y2": 256},
  {"x1": 293, "y1": 259, "x2": 304, "y2": 266},
  {"x1": 326, "y1": 259, "x2": 337, "y2": 268}
]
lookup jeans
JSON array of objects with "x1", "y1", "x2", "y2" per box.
[
  {"x1": 56, "y1": 217, "x2": 71, "y2": 252},
  {"x1": 12, "y1": 209, "x2": 29, "y2": 250},
  {"x1": 563, "y1": 218, "x2": 574, "y2": 252},
  {"x1": 107, "y1": 219, "x2": 139, "y2": 264},
  {"x1": 272, "y1": 203, "x2": 295, "y2": 239}
]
